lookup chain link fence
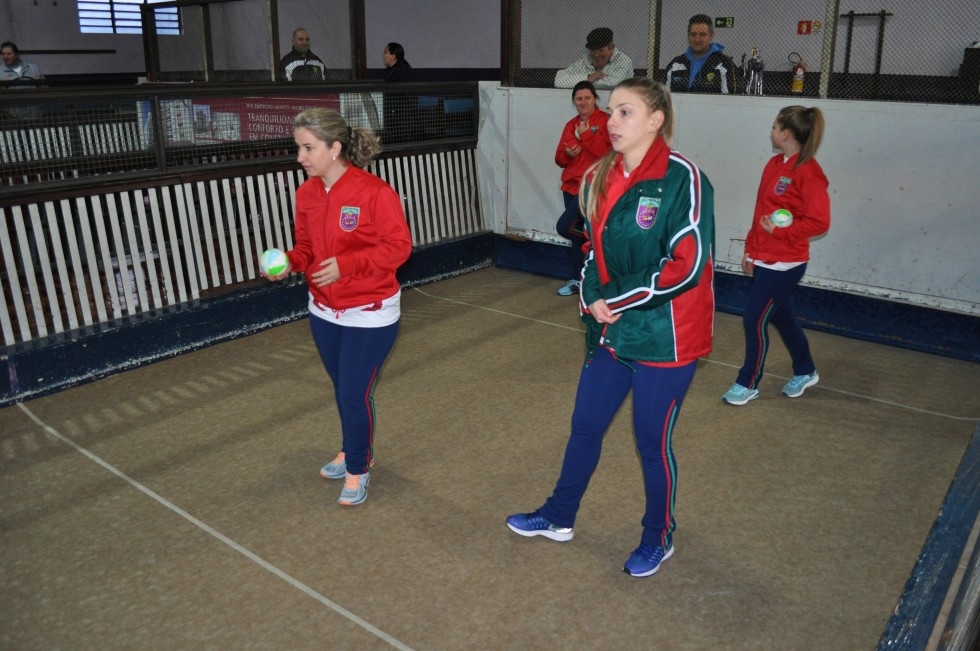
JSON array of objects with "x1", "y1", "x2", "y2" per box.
[{"x1": 508, "y1": 0, "x2": 980, "y2": 104}]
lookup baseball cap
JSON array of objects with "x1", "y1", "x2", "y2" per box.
[{"x1": 586, "y1": 28, "x2": 613, "y2": 50}]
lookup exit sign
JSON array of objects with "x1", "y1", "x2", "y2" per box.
[{"x1": 715, "y1": 17, "x2": 734, "y2": 28}]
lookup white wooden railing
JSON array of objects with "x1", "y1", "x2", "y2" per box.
[{"x1": 1, "y1": 148, "x2": 483, "y2": 346}]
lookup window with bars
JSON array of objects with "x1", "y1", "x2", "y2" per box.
[{"x1": 78, "y1": 0, "x2": 180, "y2": 35}]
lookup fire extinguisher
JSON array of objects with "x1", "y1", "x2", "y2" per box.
[{"x1": 789, "y1": 52, "x2": 805, "y2": 94}]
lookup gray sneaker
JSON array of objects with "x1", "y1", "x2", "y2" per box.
[
  {"x1": 338, "y1": 472, "x2": 370, "y2": 506},
  {"x1": 320, "y1": 451, "x2": 346, "y2": 479}
]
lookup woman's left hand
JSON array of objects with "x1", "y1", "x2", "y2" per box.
[
  {"x1": 589, "y1": 299, "x2": 620, "y2": 324},
  {"x1": 310, "y1": 257, "x2": 340, "y2": 286}
]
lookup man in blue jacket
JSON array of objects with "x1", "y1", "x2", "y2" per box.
[{"x1": 664, "y1": 15, "x2": 737, "y2": 94}]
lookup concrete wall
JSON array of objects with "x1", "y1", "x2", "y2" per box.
[{"x1": 477, "y1": 82, "x2": 980, "y2": 314}]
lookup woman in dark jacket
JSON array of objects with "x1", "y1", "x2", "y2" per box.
[{"x1": 382, "y1": 42, "x2": 412, "y2": 82}]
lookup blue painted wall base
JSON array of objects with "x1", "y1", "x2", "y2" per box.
[{"x1": 494, "y1": 235, "x2": 979, "y2": 363}]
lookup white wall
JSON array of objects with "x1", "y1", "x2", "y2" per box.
[
  {"x1": 364, "y1": 0, "x2": 498, "y2": 69},
  {"x1": 477, "y1": 82, "x2": 980, "y2": 314}
]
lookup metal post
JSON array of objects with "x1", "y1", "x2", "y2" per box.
[
  {"x1": 269, "y1": 0, "x2": 280, "y2": 81},
  {"x1": 202, "y1": 4, "x2": 214, "y2": 82},
  {"x1": 818, "y1": 0, "x2": 840, "y2": 98},
  {"x1": 645, "y1": 0, "x2": 662, "y2": 80}
]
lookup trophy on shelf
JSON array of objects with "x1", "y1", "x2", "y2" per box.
[{"x1": 743, "y1": 47, "x2": 764, "y2": 95}]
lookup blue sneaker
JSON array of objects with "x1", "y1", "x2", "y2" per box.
[
  {"x1": 556, "y1": 279, "x2": 580, "y2": 296},
  {"x1": 782, "y1": 372, "x2": 819, "y2": 398},
  {"x1": 338, "y1": 472, "x2": 370, "y2": 506},
  {"x1": 506, "y1": 511, "x2": 574, "y2": 542},
  {"x1": 623, "y1": 544, "x2": 674, "y2": 577},
  {"x1": 722, "y1": 383, "x2": 759, "y2": 405}
]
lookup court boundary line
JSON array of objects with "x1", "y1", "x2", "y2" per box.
[
  {"x1": 15, "y1": 402, "x2": 416, "y2": 651},
  {"x1": 410, "y1": 286, "x2": 980, "y2": 422}
]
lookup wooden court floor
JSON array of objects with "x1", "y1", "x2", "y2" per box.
[{"x1": 2, "y1": 267, "x2": 978, "y2": 650}]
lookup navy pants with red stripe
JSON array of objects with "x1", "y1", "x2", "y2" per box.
[
  {"x1": 539, "y1": 347, "x2": 697, "y2": 549},
  {"x1": 736, "y1": 264, "x2": 815, "y2": 389},
  {"x1": 555, "y1": 191, "x2": 586, "y2": 277},
  {"x1": 310, "y1": 315, "x2": 399, "y2": 475}
]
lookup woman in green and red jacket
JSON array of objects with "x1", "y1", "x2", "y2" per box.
[{"x1": 508, "y1": 78, "x2": 715, "y2": 579}]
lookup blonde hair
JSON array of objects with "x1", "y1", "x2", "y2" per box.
[
  {"x1": 776, "y1": 105, "x2": 825, "y2": 167},
  {"x1": 293, "y1": 108, "x2": 381, "y2": 168},
  {"x1": 579, "y1": 78, "x2": 674, "y2": 225}
]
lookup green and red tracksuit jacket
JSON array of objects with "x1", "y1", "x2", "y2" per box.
[{"x1": 580, "y1": 137, "x2": 715, "y2": 364}]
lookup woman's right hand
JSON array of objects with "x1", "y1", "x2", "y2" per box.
[
  {"x1": 741, "y1": 253, "x2": 754, "y2": 276},
  {"x1": 589, "y1": 299, "x2": 620, "y2": 324}
]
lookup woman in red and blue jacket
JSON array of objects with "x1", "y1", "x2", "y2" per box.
[
  {"x1": 722, "y1": 106, "x2": 830, "y2": 406},
  {"x1": 261, "y1": 108, "x2": 412, "y2": 507},
  {"x1": 508, "y1": 78, "x2": 715, "y2": 578},
  {"x1": 553, "y1": 80, "x2": 611, "y2": 296}
]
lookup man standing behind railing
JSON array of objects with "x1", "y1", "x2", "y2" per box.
[
  {"x1": 278, "y1": 28, "x2": 326, "y2": 81},
  {"x1": 664, "y1": 15, "x2": 737, "y2": 94},
  {"x1": 1, "y1": 41, "x2": 43, "y2": 84}
]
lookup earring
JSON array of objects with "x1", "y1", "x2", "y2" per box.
[{"x1": 332, "y1": 156, "x2": 336, "y2": 161}]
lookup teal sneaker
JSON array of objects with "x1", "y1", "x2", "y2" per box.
[
  {"x1": 722, "y1": 383, "x2": 759, "y2": 405},
  {"x1": 556, "y1": 279, "x2": 580, "y2": 296},
  {"x1": 506, "y1": 511, "x2": 574, "y2": 542},
  {"x1": 338, "y1": 472, "x2": 370, "y2": 506},
  {"x1": 623, "y1": 544, "x2": 674, "y2": 577},
  {"x1": 782, "y1": 372, "x2": 819, "y2": 398}
]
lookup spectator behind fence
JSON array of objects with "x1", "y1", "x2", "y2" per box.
[
  {"x1": 664, "y1": 15, "x2": 737, "y2": 94},
  {"x1": 554, "y1": 27, "x2": 634, "y2": 90},
  {"x1": 1, "y1": 41, "x2": 44, "y2": 84},
  {"x1": 279, "y1": 28, "x2": 326, "y2": 81},
  {"x1": 382, "y1": 42, "x2": 412, "y2": 82},
  {"x1": 381, "y1": 42, "x2": 416, "y2": 144}
]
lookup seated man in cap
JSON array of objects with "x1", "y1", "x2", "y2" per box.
[{"x1": 554, "y1": 27, "x2": 634, "y2": 90}]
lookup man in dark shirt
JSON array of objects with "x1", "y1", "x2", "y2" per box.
[
  {"x1": 664, "y1": 15, "x2": 737, "y2": 94},
  {"x1": 279, "y1": 28, "x2": 326, "y2": 81}
]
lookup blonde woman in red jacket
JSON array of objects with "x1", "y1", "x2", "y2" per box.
[
  {"x1": 723, "y1": 106, "x2": 831, "y2": 406},
  {"x1": 554, "y1": 80, "x2": 611, "y2": 296},
  {"x1": 262, "y1": 108, "x2": 412, "y2": 505}
]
